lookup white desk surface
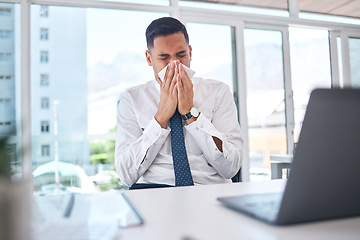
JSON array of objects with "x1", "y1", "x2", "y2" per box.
[{"x1": 118, "y1": 180, "x2": 360, "y2": 240}]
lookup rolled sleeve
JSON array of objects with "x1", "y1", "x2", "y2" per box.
[
  {"x1": 185, "y1": 114, "x2": 225, "y2": 160},
  {"x1": 184, "y1": 85, "x2": 243, "y2": 179},
  {"x1": 115, "y1": 90, "x2": 170, "y2": 186},
  {"x1": 138, "y1": 118, "x2": 170, "y2": 171}
]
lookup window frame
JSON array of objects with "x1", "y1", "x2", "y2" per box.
[
  {"x1": 41, "y1": 144, "x2": 50, "y2": 157},
  {"x1": 40, "y1": 50, "x2": 49, "y2": 63},
  {"x1": 40, "y1": 120, "x2": 50, "y2": 133},
  {"x1": 40, "y1": 97, "x2": 49, "y2": 109},
  {"x1": 40, "y1": 28, "x2": 48, "y2": 40},
  {"x1": 1, "y1": 0, "x2": 359, "y2": 182}
]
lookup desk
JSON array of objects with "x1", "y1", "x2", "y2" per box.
[
  {"x1": 119, "y1": 180, "x2": 360, "y2": 240},
  {"x1": 34, "y1": 180, "x2": 360, "y2": 240}
]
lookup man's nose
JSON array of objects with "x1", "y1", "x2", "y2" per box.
[{"x1": 169, "y1": 58, "x2": 180, "y2": 65}]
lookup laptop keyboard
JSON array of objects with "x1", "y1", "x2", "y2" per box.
[
  {"x1": 244, "y1": 199, "x2": 281, "y2": 221},
  {"x1": 227, "y1": 192, "x2": 284, "y2": 222}
]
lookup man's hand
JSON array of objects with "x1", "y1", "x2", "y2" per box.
[
  {"x1": 177, "y1": 63, "x2": 194, "y2": 117},
  {"x1": 155, "y1": 61, "x2": 178, "y2": 128}
]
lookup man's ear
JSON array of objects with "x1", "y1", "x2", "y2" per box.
[
  {"x1": 189, "y1": 45, "x2": 192, "y2": 61},
  {"x1": 145, "y1": 50, "x2": 153, "y2": 66}
]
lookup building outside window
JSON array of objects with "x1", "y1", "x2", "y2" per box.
[
  {"x1": 40, "y1": 51, "x2": 48, "y2": 63},
  {"x1": 40, "y1": 5, "x2": 48, "y2": 17},
  {"x1": 0, "y1": 52, "x2": 12, "y2": 61},
  {"x1": 40, "y1": 74, "x2": 49, "y2": 86},
  {"x1": 0, "y1": 98, "x2": 12, "y2": 126},
  {"x1": 0, "y1": 7, "x2": 11, "y2": 16},
  {"x1": 40, "y1": 120, "x2": 49, "y2": 133},
  {"x1": 41, "y1": 145, "x2": 50, "y2": 157},
  {"x1": 0, "y1": 99, "x2": 4, "y2": 125},
  {"x1": 0, "y1": 30, "x2": 11, "y2": 38},
  {"x1": 41, "y1": 97, "x2": 49, "y2": 109},
  {"x1": 40, "y1": 28, "x2": 48, "y2": 40}
]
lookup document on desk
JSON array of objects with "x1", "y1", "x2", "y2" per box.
[{"x1": 32, "y1": 191, "x2": 143, "y2": 240}]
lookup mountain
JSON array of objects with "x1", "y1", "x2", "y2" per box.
[{"x1": 88, "y1": 52, "x2": 153, "y2": 94}]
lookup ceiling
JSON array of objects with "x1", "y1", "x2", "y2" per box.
[{"x1": 185, "y1": 0, "x2": 360, "y2": 19}]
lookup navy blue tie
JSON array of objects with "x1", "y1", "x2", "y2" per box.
[{"x1": 170, "y1": 110, "x2": 194, "y2": 186}]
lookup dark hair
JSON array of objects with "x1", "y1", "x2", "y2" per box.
[{"x1": 146, "y1": 17, "x2": 189, "y2": 49}]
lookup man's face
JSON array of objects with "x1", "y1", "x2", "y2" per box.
[{"x1": 146, "y1": 31, "x2": 192, "y2": 80}]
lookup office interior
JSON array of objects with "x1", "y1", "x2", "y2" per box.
[{"x1": 0, "y1": 0, "x2": 360, "y2": 239}]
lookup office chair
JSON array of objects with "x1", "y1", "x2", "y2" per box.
[
  {"x1": 231, "y1": 167, "x2": 242, "y2": 183},
  {"x1": 130, "y1": 167, "x2": 242, "y2": 189}
]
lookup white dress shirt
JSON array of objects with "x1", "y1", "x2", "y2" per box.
[{"x1": 115, "y1": 77, "x2": 243, "y2": 186}]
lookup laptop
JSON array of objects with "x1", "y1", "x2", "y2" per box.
[{"x1": 217, "y1": 88, "x2": 360, "y2": 225}]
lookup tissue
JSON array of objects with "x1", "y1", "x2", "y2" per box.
[{"x1": 157, "y1": 60, "x2": 195, "y2": 82}]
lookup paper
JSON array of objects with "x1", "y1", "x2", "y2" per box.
[
  {"x1": 158, "y1": 60, "x2": 195, "y2": 81},
  {"x1": 32, "y1": 192, "x2": 143, "y2": 240}
]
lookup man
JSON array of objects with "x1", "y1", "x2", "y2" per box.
[{"x1": 115, "y1": 17, "x2": 243, "y2": 188}]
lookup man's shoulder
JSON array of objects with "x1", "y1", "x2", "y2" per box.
[
  {"x1": 193, "y1": 77, "x2": 230, "y2": 91},
  {"x1": 121, "y1": 80, "x2": 156, "y2": 98}
]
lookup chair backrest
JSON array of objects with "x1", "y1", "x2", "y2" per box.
[{"x1": 231, "y1": 167, "x2": 242, "y2": 182}]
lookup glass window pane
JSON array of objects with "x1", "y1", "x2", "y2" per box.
[
  {"x1": 244, "y1": 28, "x2": 286, "y2": 181},
  {"x1": 95, "y1": 0, "x2": 169, "y2": 5},
  {"x1": 289, "y1": 27, "x2": 332, "y2": 142},
  {"x1": 179, "y1": 1, "x2": 289, "y2": 17},
  {"x1": 0, "y1": 2, "x2": 21, "y2": 177},
  {"x1": 349, "y1": 37, "x2": 360, "y2": 87},
  {"x1": 31, "y1": 5, "x2": 167, "y2": 195},
  {"x1": 186, "y1": 23, "x2": 234, "y2": 92}
]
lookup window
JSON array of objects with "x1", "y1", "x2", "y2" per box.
[
  {"x1": 0, "y1": 30, "x2": 11, "y2": 39},
  {"x1": 0, "y1": 98, "x2": 13, "y2": 127},
  {"x1": 30, "y1": 4, "x2": 168, "y2": 195},
  {"x1": 349, "y1": 37, "x2": 360, "y2": 87},
  {"x1": 41, "y1": 97, "x2": 49, "y2": 109},
  {"x1": 40, "y1": 28, "x2": 48, "y2": 40},
  {"x1": 289, "y1": 27, "x2": 332, "y2": 142},
  {"x1": 40, "y1": 74, "x2": 49, "y2": 86},
  {"x1": 0, "y1": 7, "x2": 11, "y2": 16},
  {"x1": 0, "y1": 75, "x2": 11, "y2": 80},
  {"x1": 0, "y1": 99, "x2": 4, "y2": 125},
  {"x1": 0, "y1": 52, "x2": 12, "y2": 61},
  {"x1": 40, "y1": 51, "x2": 49, "y2": 63},
  {"x1": 41, "y1": 120, "x2": 50, "y2": 133},
  {"x1": 244, "y1": 28, "x2": 286, "y2": 181},
  {"x1": 41, "y1": 145, "x2": 50, "y2": 157},
  {"x1": 40, "y1": 5, "x2": 48, "y2": 17},
  {"x1": 186, "y1": 23, "x2": 234, "y2": 92},
  {"x1": 0, "y1": 2, "x2": 19, "y2": 169}
]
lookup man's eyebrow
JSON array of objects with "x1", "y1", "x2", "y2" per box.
[
  {"x1": 158, "y1": 53, "x2": 169, "y2": 57},
  {"x1": 176, "y1": 50, "x2": 186, "y2": 55}
]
